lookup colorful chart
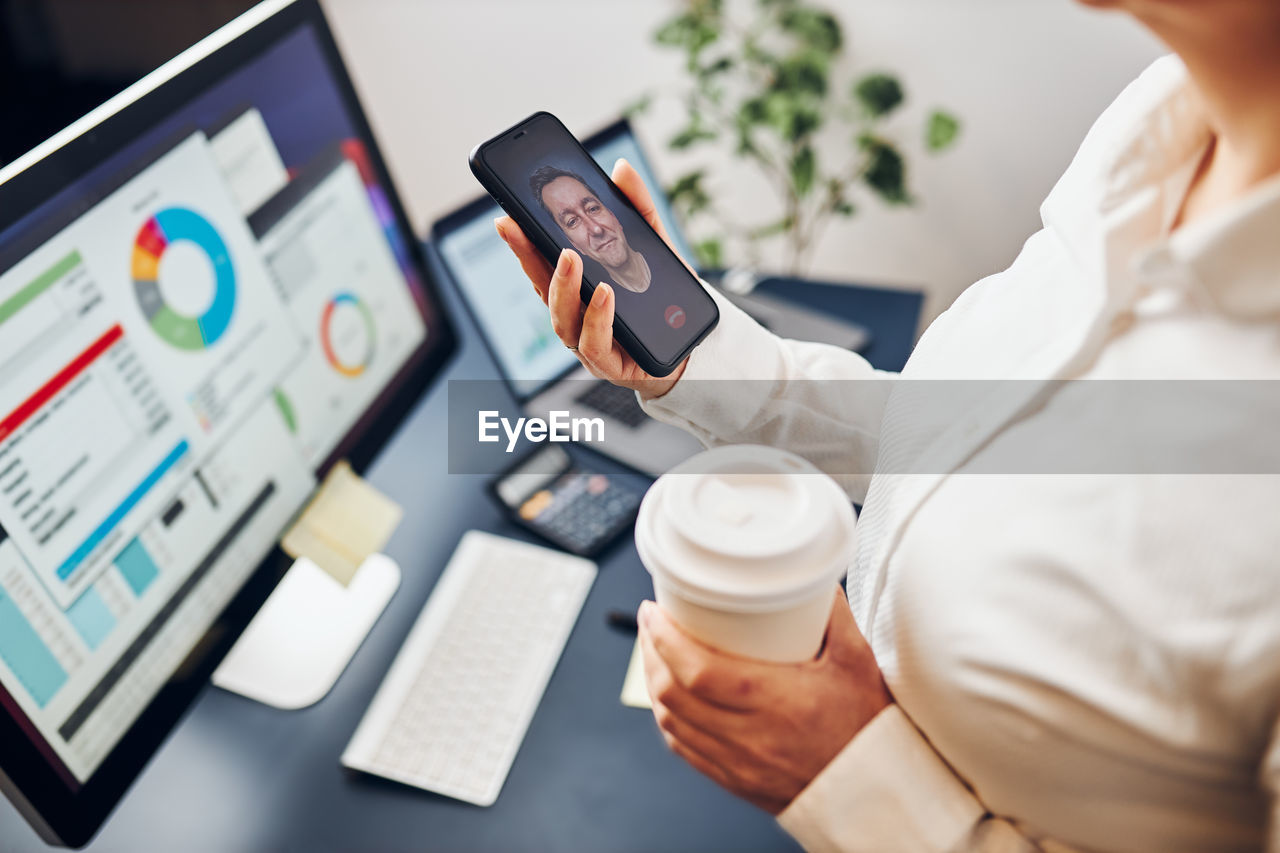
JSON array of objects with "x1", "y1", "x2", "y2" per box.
[
  {"x1": 132, "y1": 208, "x2": 237, "y2": 350},
  {"x1": 319, "y1": 292, "x2": 376, "y2": 378}
]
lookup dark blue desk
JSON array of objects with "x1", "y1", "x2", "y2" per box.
[
  {"x1": 0, "y1": 251, "x2": 921, "y2": 853},
  {"x1": 752, "y1": 275, "x2": 922, "y2": 373}
]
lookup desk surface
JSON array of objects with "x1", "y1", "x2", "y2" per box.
[
  {"x1": 0, "y1": 256, "x2": 921, "y2": 852},
  {"x1": 752, "y1": 274, "x2": 921, "y2": 373}
]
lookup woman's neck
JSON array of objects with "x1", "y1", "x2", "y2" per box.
[{"x1": 1133, "y1": 2, "x2": 1280, "y2": 225}]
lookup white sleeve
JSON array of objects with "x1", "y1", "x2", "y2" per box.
[
  {"x1": 777, "y1": 707, "x2": 1041, "y2": 853},
  {"x1": 639, "y1": 285, "x2": 897, "y2": 503}
]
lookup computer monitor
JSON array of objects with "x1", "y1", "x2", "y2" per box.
[
  {"x1": 432, "y1": 119, "x2": 695, "y2": 400},
  {"x1": 0, "y1": 0, "x2": 456, "y2": 845}
]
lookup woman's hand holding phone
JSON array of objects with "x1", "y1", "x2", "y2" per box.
[{"x1": 495, "y1": 159, "x2": 689, "y2": 400}]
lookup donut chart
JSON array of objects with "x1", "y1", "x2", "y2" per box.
[
  {"x1": 132, "y1": 207, "x2": 236, "y2": 351},
  {"x1": 320, "y1": 292, "x2": 376, "y2": 378}
]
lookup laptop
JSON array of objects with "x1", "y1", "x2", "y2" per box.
[{"x1": 432, "y1": 118, "x2": 868, "y2": 477}]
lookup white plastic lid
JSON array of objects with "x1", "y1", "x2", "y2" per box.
[{"x1": 636, "y1": 446, "x2": 856, "y2": 612}]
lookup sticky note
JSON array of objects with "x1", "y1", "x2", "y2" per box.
[
  {"x1": 282, "y1": 461, "x2": 402, "y2": 586},
  {"x1": 620, "y1": 637, "x2": 652, "y2": 710}
]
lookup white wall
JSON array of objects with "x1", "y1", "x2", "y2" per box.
[{"x1": 320, "y1": 0, "x2": 1166, "y2": 322}]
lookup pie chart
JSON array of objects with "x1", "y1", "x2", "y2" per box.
[
  {"x1": 132, "y1": 207, "x2": 236, "y2": 350},
  {"x1": 320, "y1": 292, "x2": 376, "y2": 378}
]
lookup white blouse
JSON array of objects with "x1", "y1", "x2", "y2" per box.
[{"x1": 641, "y1": 55, "x2": 1280, "y2": 852}]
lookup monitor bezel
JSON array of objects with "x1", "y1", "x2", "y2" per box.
[{"x1": 0, "y1": 1, "x2": 456, "y2": 846}]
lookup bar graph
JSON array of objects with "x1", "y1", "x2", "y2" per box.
[
  {"x1": 0, "y1": 250, "x2": 79, "y2": 327},
  {"x1": 0, "y1": 316, "x2": 182, "y2": 607},
  {"x1": 0, "y1": 530, "x2": 168, "y2": 710},
  {"x1": 0, "y1": 586, "x2": 68, "y2": 707},
  {"x1": 55, "y1": 441, "x2": 189, "y2": 582},
  {"x1": 114, "y1": 540, "x2": 160, "y2": 597},
  {"x1": 0, "y1": 249, "x2": 97, "y2": 376},
  {"x1": 65, "y1": 588, "x2": 116, "y2": 651}
]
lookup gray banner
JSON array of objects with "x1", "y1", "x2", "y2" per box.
[{"x1": 447, "y1": 379, "x2": 1280, "y2": 476}]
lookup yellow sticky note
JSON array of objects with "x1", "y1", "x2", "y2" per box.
[
  {"x1": 281, "y1": 461, "x2": 402, "y2": 586},
  {"x1": 620, "y1": 637, "x2": 652, "y2": 710}
]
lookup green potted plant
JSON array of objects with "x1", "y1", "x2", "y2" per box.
[{"x1": 631, "y1": 0, "x2": 960, "y2": 276}]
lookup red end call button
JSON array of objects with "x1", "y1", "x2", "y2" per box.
[{"x1": 664, "y1": 305, "x2": 686, "y2": 329}]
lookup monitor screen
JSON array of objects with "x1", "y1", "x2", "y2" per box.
[
  {"x1": 0, "y1": 1, "x2": 453, "y2": 840},
  {"x1": 436, "y1": 122, "x2": 694, "y2": 399}
]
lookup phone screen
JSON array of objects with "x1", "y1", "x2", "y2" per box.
[{"x1": 479, "y1": 114, "x2": 718, "y2": 367}]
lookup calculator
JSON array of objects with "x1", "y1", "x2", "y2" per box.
[{"x1": 488, "y1": 445, "x2": 644, "y2": 557}]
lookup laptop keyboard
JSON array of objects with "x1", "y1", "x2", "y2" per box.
[{"x1": 573, "y1": 382, "x2": 649, "y2": 428}]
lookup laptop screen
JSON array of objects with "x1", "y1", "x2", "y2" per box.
[{"x1": 436, "y1": 122, "x2": 694, "y2": 399}]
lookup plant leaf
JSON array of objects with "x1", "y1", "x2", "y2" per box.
[
  {"x1": 790, "y1": 145, "x2": 816, "y2": 197},
  {"x1": 926, "y1": 110, "x2": 961, "y2": 151},
  {"x1": 669, "y1": 121, "x2": 718, "y2": 150},
  {"x1": 738, "y1": 96, "x2": 769, "y2": 126},
  {"x1": 654, "y1": 14, "x2": 694, "y2": 47},
  {"x1": 654, "y1": 7, "x2": 721, "y2": 57},
  {"x1": 787, "y1": 106, "x2": 822, "y2": 142},
  {"x1": 748, "y1": 215, "x2": 796, "y2": 241},
  {"x1": 826, "y1": 178, "x2": 856, "y2": 217},
  {"x1": 771, "y1": 51, "x2": 829, "y2": 98},
  {"x1": 778, "y1": 8, "x2": 842, "y2": 54},
  {"x1": 694, "y1": 238, "x2": 724, "y2": 268},
  {"x1": 667, "y1": 171, "x2": 712, "y2": 216},
  {"x1": 760, "y1": 93, "x2": 822, "y2": 142},
  {"x1": 854, "y1": 73, "x2": 904, "y2": 118},
  {"x1": 698, "y1": 56, "x2": 734, "y2": 78},
  {"x1": 622, "y1": 94, "x2": 652, "y2": 119},
  {"x1": 742, "y1": 36, "x2": 777, "y2": 68},
  {"x1": 860, "y1": 135, "x2": 911, "y2": 205}
]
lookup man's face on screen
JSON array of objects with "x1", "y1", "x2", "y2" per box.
[{"x1": 540, "y1": 176, "x2": 631, "y2": 269}]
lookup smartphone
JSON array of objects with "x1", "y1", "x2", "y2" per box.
[
  {"x1": 488, "y1": 445, "x2": 642, "y2": 558},
  {"x1": 470, "y1": 111, "x2": 719, "y2": 377}
]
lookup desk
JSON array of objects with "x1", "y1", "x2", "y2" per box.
[
  {"x1": 751, "y1": 275, "x2": 922, "y2": 373},
  {"x1": 0, "y1": 252, "x2": 921, "y2": 852}
]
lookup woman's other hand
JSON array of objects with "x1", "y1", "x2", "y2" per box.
[{"x1": 638, "y1": 587, "x2": 892, "y2": 814}]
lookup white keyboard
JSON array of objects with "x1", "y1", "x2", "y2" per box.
[{"x1": 341, "y1": 531, "x2": 596, "y2": 806}]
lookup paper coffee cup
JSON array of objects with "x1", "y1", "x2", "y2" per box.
[{"x1": 636, "y1": 445, "x2": 856, "y2": 663}]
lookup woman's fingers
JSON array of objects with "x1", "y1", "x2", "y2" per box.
[
  {"x1": 547, "y1": 249, "x2": 586, "y2": 348},
  {"x1": 495, "y1": 216, "x2": 554, "y2": 304},
  {"x1": 819, "y1": 586, "x2": 868, "y2": 668},
  {"x1": 576, "y1": 284, "x2": 615, "y2": 369},
  {"x1": 652, "y1": 697, "x2": 744, "y2": 775},
  {"x1": 496, "y1": 222, "x2": 621, "y2": 379},
  {"x1": 640, "y1": 601, "x2": 775, "y2": 711},
  {"x1": 642, "y1": 626, "x2": 753, "y2": 738},
  {"x1": 658, "y1": 722, "x2": 787, "y2": 816},
  {"x1": 611, "y1": 159, "x2": 673, "y2": 250},
  {"x1": 662, "y1": 730, "x2": 737, "y2": 794},
  {"x1": 612, "y1": 159, "x2": 695, "y2": 274}
]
